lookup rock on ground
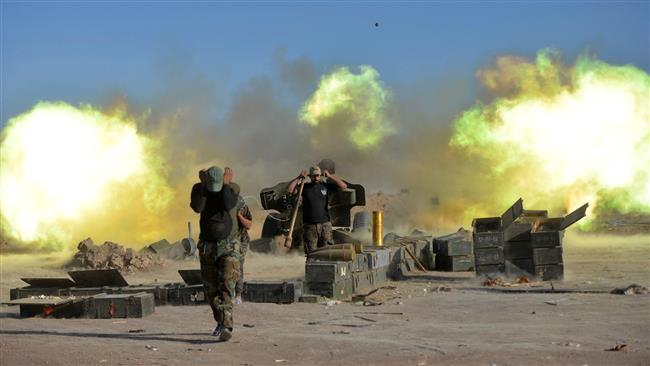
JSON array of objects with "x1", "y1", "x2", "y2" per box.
[{"x1": 67, "y1": 238, "x2": 162, "y2": 273}]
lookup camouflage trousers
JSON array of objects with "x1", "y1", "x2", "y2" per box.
[
  {"x1": 199, "y1": 240, "x2": 241, "y2": 330},
  {"x1": 235, "y1": 239, "x2": 249, "y2": 296},
  {"x1": 303, "y1": 222, "x2": 334, "y2": 255}
]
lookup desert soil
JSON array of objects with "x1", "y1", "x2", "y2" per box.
[{"x1": 1, "y1": 232, "x2": 649, "y2": 366}]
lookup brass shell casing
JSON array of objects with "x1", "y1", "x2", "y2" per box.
[{"x1": 372, "y1": 210, "x2": 383, "y2": 246}]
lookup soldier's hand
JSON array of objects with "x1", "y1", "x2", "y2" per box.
[
  {"x1": 300, "y1": 170, "x2": 308, "y2": 179},
  {"x1": 199, "y1": 169, "x2": 207, "y2": 184},
  {"x1": 323, "y1": 170, "x2": 331, "y2": 178},
  {"x1": 224, "y1": 167, "x2": 233, "y2": 184}
]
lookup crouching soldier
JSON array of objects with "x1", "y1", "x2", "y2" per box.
[{"x1": 190, "y1": 166, "x2": 241, "y2": 342}]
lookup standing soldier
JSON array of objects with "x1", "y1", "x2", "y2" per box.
[
  {"x1": 287, "y1": 165, "x2": 347, "y2": 254},
  {"x1": 190, "y1": 166, "x2": 241, "y2": 342},
  {"x1": 230, "y1": 183, "x2": 252, "y2": 305}
]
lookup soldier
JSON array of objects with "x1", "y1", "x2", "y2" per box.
[
  {"x1": 230, "y1": 183, "x2": 252, "y2": 305},
  {"x1": 190, "y1": 166, "x2": 241, "y2": 342},
  {"x1": 287, "y1": 165, "x2": 347, "y2": 254}
]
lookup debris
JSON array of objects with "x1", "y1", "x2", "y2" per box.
[
  {"x1": 332, "y1": 330, "x2": 350, "y2": 334},
  {"x1": 68, "y1": 238, "x2": 162, "y2": 273},
  {"x1": 544, "y1": 298, "x2": 568, "y2": 306},
  {"x1": 242, "y1": 324, "x2": 255, "y2": 328},
  {"x1": 99, "y1": 360, "x2": 107, "y2": 363},
  {"x1": 274, "y1": 360, "x2": 288, "y2": 363},
  {"x1": 354, "y1": 311, "x2": 403, "y2": 315},
  {"x1": 145, "y1": 345, "x2": 158, "y2": 351},
  {"x1": 516, "y1": 276, "x2": 530, "y2": 284},
  {"x1": 353, "y1": 315, "x2": 376, "y2": 322},
  {"x1": 128, "y1": 329, "x2": 145, "y2": 333},
  {"x1": 332, "y1": 324, "x2": 371, "y2": 328},
  {"x1": 611, "y1": 284, "x2": 648, "y2": 295},
  {"x1": 324, "y1": 300, "x2": 341, "y2": 306},
  {"x1": 482, "y1": 276, "x2": 505, "y2": 287},
  {"x1": 363, "y1": 300, "x2": 383, "y2": 306},
  {"x1": 605, "y1": 344, "x2": 628, "y2": 352},
  {"x1": 431, "y1": 285, "x2": 452, "y2": 292},
  {"x1": 564, "y1": 342, "x2": 581, "y2": 348}
]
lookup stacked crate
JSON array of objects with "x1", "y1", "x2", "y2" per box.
[
  {"x1": 385, "y1": 235, "x2": 431, "y2": 277},
  {"x1": 472, "y1": 198, "x2": 524, "y2": 276},
  {"x1": 305, "y1": 261, "x2": 354, "y2": 299},
  {"x1": 356, "y1": 247, "x2": 391, "y2": 291},
  {"x1": 474, "y1": 201, "x2": 588, "y2": 281},
  {"x1": 433, "y1": 229, "x2": 474, "y2": 272},
  {"x1": 472, "y1": 217, "x2": 505, "y2": 275}
]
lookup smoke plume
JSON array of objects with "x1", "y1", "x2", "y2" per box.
[{"x1": 1, "y1": 48, "x2": 648, "y2": 253}]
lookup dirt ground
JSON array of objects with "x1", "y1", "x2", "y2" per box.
[{"x1": 1, "y1": 232, "x2": 649, "y2": 366}]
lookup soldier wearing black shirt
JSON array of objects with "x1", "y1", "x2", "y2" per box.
[{"x1": 287, "y1": 165, "x2": 348, "y2": 254}]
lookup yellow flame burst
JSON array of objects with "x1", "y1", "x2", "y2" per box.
[
  {"x1": 451, "y1": 50, "x2": 650, "y2": 221},
  {"x1": 0, "y1": 101, "x2": 173, "y2": 251},
  {"x1": 300, "y1": 65, "x2": 394, "y2": 149}
]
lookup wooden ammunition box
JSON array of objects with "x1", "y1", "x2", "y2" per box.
[
  {"x1": 85, "y1": 292, "x2": 155, "y2": 318},
  {"x1": 435, "y1": 255, "x2": 474, "y2": 272},
  {"x1": 243, "y1": 280, "x2": 302, "y2": 304},
  {"x1": 532, "y1": 247, "x2": 563, "y2": 265},
  {"x1": 474, "y1": 247, "x2": 505, "y2": 266}
]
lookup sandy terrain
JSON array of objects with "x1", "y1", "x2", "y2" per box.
[{"x1": 1, "y1": 232, "x2": 649, "y2": 366}]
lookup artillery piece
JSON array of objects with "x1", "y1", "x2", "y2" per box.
[{"x1": 250, "y1": 159, "x2": 368, "y2": 254}]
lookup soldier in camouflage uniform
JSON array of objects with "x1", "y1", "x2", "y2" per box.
[
  {"x1": 230, "y1": 183, "x2": 252, "y2": 304},
  {"x1": 190, "y1": 166, "x2": 241, "y2": 342}
]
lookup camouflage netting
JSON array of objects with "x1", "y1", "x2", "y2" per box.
[{"x1": 67, "y1": 238, "x2": 162, "y2": 273}]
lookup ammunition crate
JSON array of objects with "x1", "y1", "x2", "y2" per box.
[
  {"x1": 85, "y1": 292, "x2": 155, "y2": 318},
  {"x1": 117, "y1": 284, "x2": 173, "y2": 306},
  {"x1": 373, "y1": 266, "x2": 388, "y2": 285},
  {"x1": 353, "y1": 253, "x2": 369, "y2": 272},
  {"x1": 474, "y1": 247, "x2": 505, "y2": 266},
  {"x1": 532, "y1": 247, "x2": 563, "y2": 265},
  {"x1": 534, "y1": 264, "x2": 564, "y2": 281},
  {"x1": 435, "y1": 240, "x2": 472, "y2": 257},
  {"x1": 305, "y1": 261, "x2": 352, "y2": 283},
  {"x1": 4, "y1": 297, "x2": 90, "y2": 318},
  {"x1": 242, "y1": 280, "x2": 302, "y2": 304},
  {"x1": 504, "y1": 241, "x2": 533, "y2": 259},
  {"x1": 472, "y1": 232, "x2": 503, "y2": 248},
  {"x1": 435, "y1": 255, "x2": 474, "y2": 272},
  {"x1": 531, "y1": 230, "x2": 564, "y2": 247},
  {"x1": 475, "y1": 264, "x2": 505, "y2": 276},
  {"x1": 306, "y1": 278, "x2": 353, "y2": 300},
  {"x1": 366, "y1": 248, "x2": 391, "y2": 269},
  {"x1": 10, "y1": 287, "x2": 69, "y2": 300},
  {"x1": 352, "y1": 271, "x2": 373, "y2": 293},
  {"x1": 419, "y1": 243, "x2": 436, "y2": 270},
  {"x1": 167, "y1": 284, "x2": 205, "y2": 305},
  {"x1": 505, "y1": 259, "x2": 534, "y2": 277},
  {"x1": 504, "y1": 223, "x2": 533, "y2": 242},
  {"x1": 412, "y1": 240, "x2": 430, "y2": 257},
  {"x1": 68, "y1": 287, "x2": 115, "y2": 297}
]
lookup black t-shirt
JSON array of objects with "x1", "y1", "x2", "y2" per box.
[{"x1": 301, "y1": 182, "x2": 339, "y2": 224}]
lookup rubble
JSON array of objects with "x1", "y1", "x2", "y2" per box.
[
  {"x1": 67, "y1": 238, "x2": 162, "y2": 273},
  {"x1": 611, "y1": 284, "x2": 648, "y2": 295}
]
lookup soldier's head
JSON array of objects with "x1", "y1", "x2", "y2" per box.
[{"x1": 309, "y1": 165, "x2": 322, "y2": 183}]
